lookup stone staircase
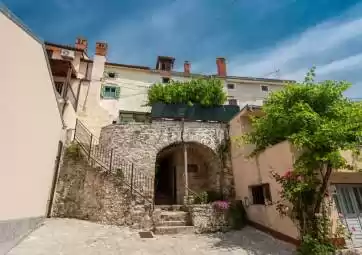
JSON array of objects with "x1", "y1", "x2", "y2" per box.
[{"x1": 153, "y1": 205, "x2": 194, "y2": 235}]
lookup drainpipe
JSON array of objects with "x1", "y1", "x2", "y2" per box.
[{"x1": 46, "y1": 141, "x2": 63, "y2": 217}]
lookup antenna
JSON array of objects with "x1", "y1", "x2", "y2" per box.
[{"x1": 263, "y1": 69, "x2": 280, "y2": 79}]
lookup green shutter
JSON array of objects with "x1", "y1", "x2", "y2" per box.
[
  {"x1": 115, "y1": 87, "x2": 121, "y2": 99},
  {"x1": 100, "y1": 85, "x2": 106, "y2": 98}
]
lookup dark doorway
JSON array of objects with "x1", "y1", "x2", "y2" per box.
[{"x1": 154, "y1": 157, "x2": 176, "y2": 205}]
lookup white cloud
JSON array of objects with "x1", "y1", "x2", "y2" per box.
[{"x1": 228, "y1": 15, "x2": 362, "y2": 78}]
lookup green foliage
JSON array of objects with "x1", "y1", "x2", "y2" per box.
[
  {"x1": 206, "y1": 190, "x2": 224, "y2": 203},
  {"x1": 65, "y1": 143, "x2": 82, "y2": 160},
  {"x1": 298, "y1": 234, "x2": 335, "y2": 255},
  {"x1": 227, "y1": 201, "x2": 248, "y2": 230},
  {"x1": 193, "y1": 191, "x2": 209, "y2": 204},
  {"x1": 242, "y1": 68, "x2": 362, "y2": 254},
  {"x1": 147, "y1": 78, "x2": 227, "y2": 106}
]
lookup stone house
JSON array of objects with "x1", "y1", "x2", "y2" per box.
[
  {"x1": 229, "y1": 105, "x2": 362, "y2": 248},
  {"x1": 44, "y1": 36, "x2": 293, "y2": 137},
  {"x1": 52, "y1": 104, "x2": 238, "y2": 233}
]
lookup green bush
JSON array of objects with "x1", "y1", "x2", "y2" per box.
[
  {"x1": 298, "y1": 235, "x2": 334, "y2": 255},
  {"x1": 227, "y1": 201, "x2": 248, "y2": 229},
  {"x1": 193, "y1": 191, "x2": 208, "y2": 204},
  {"x1": 65, "y1": 143, "x2": 82, "y2": 160},
  {"x1": 206, "y1": 190, "x2": 224, "y2": 203},
  {"x1": 147, "y1": 78, "x2": 227, "y2": 106}
]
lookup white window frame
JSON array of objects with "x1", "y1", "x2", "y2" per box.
[
  {"x1": 228, "y1": 98, "x2": 239, "y2": 106},
  {"x1": 261, "y1": 85, "x2": 269, "y2": 92},
  {"x1": 227, "y1": 83, "x2": 235, "y2": 89}
]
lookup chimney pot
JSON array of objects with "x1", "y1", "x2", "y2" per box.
[
  {"x1": 75, "y1": 37, "x2": 88, "y2": 51},
  {"x1": 216, "y1": 57, "x2": 227, "y2": 77},
  {"x1": 184, "y1": 61, "x2": 191, "y2": 75},
  {"x1": 95, "y1": 42, "x2": 108, "y2": 56}
]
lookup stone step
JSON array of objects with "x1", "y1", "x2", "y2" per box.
[
  {"x1": 155, "y1": 205, "x2": 186, "y2": 211},
  {"x1": 160, "y1": 211, "x2": 189, "y2": 222},
  {"x1": 158, "y1": 220, "x2": 188, "y2": 227},
  {"x1": 154, "y1": 226, "x2": 194, "y2": 235}
]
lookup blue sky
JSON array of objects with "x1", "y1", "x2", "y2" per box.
[{"x1": 4, "y1": 0, "x2": 362, "y2": 97}]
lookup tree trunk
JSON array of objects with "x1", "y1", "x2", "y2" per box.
[{"x1": 314, "y1": 162, "x2": 333, "y2": 214}]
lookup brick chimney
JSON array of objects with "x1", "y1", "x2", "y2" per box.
[
  {"x1": 184, "y1": 61, "x2": 191, "y2": 75},
  {"x1": 95, "y1": 42, "x2": 108, "y2": 56},
  {"x1": 75, "y1": 37, "x2": 88, "y2": 51},
  {"x1": 216, "y1": 57, "x2": 227, "y2": 77}
]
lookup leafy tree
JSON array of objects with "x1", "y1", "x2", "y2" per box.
[
  {"x1": 242, "y1": 67, "x2": 362, "y2": 254},
  {"x1": 147, "y1": 78, "x2": 227, "y2": 106}
]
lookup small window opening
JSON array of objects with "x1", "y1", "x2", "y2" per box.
[
  {"x1": 250, "y1": 183, "x2": 272, "y2": 205},
  {"x1": 162, "y1": 77, "x2": 170, "y2": 83},
  {"x1": 261, "y1": 85, "x2": 269, "y2": 92},
  {"x1": 227, "y1": 84, "x2": 235, "y2": 89}
]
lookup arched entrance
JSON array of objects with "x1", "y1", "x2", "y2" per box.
[{"x1": 154, "y1": 142, "x2": 221, "y2": 205}]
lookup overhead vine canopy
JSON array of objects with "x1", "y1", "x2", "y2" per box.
[{"x1": 147, "y1": 78, "x2": 227, "y2": 106}]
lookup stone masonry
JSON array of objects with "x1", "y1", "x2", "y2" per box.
[
  {"x1": 52, "y1": 149, "x2": 153, "y2": 230},
  {"x1": 99, "y1": 120, "x2": 226, "y2": 176}
]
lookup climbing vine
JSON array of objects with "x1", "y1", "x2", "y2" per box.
[
  {"x1": 147, "y1": 78, "x2": 227, "y2": 106},
  {"x1": 241, "y1": 68, "x2": 362, "y2": 254}
]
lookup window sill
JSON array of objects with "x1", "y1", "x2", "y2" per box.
[{"x1": 101, "y1": 97, "x2": 119, "y2": 100}]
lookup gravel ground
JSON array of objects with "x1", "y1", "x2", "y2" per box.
[{"x1": 8, "y1": 218, "x2": 296, "y2": 255}]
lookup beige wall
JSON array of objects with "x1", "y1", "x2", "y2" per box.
[
  {"x1": 0, "y1": 11, "x2": 63, "y2": 220},
  {"x1": 229, "y1": 112, "x2": 299, "y2": 239},
  {"x1": 229, "y1": 110, "x2": 361, "y2": 241}
]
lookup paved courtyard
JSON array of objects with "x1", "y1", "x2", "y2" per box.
[{"x1": 8, "y1": 218, "x2": 296, "y2": 255}]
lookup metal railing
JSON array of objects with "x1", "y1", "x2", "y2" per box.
[{"x1": 74, "y1": 119, "x2": 154, "y2": 204}]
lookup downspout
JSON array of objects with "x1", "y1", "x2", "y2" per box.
[{"x1": 46, "y1": 141, "x2": 63, "y2": 217}]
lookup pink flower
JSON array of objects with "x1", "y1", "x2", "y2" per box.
[
  {"x1": 283, "y1": 170, "x2": 292, "y2": 178},
  {"x1": 338, "y1": 213, "x2": 344, "y2": 218},
  {"x1": 213, "y1": 200, "x2": 230, "y2": 210},
  {"x1": 352, "y1": 227, "x2": 356, "y2": 232}
]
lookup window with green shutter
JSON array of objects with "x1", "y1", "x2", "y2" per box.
[{"x1": 101, "y1": 84, "x2": 120, "y2": 99}]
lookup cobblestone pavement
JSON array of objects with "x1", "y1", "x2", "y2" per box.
[{"x1": 8, "y1": 219, "x2": 296, "y2": 255}]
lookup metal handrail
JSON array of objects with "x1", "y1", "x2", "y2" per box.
[{"x1": 74, "y1": 119, "x2": 154, "y2": 204}]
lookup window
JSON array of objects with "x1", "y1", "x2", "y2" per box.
[
  {"x1": 162, "y1": 77, "x2": 170, "y2": 83},
  {"x1": 54, "y1": 82, "x2": 63, "y2": 95},
  {"x1": 119, "y1": 111, "x2": 150, "y2": 123},
  {"x1": 101, "y1": 85, "x2": 120, "y2": 99},
  {"x1": 108, "y1": 72, "x2": 116, "y2": 78},
  {"x1": 227, "y1": 83, "x2": 235, "y2": 89},
  {"x1": 250, "y1": 184, "x2": 272, "y2": 205},
  {"x1": 187, "y1": 164, "x2": 198, "y2": 173},
  {"x1": 119, "y1": 113, "x2": 134, "y2": 123},
  {"x1": 228, "y1": 99, "x2": 238, "y2": 105},
  {"x1": 261, "y1": 85, "x2": 269, "y2": 92}
]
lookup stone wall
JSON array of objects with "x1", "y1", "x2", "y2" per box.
[
  {"x1": 189, "y1": 204, "x2": 229, "y2": 233},
  {"x1": 99, "y1": 120, "x2": 226, "y2": 176},
  {"x1": 52, "y1": 147, "x2": 152, "y2": 230}
]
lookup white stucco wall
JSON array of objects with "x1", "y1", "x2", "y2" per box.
[
  {"x1": 226, "y1": 78, "x2": 286, "y2": 107},
  {"x1": 0, "y1": 11, "x2": 63, "y2": 220}
]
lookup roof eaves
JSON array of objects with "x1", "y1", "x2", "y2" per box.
[
  {"x1": 105, "y1": 62, "x2": 151, "y2": 70},
  {"x1": 44, "y1": 41, "x2": 83, "y2": 52}
]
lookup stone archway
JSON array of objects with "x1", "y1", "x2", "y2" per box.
[{"x1": 154, "y1": 142, "x2": 222, "y2": 205}]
